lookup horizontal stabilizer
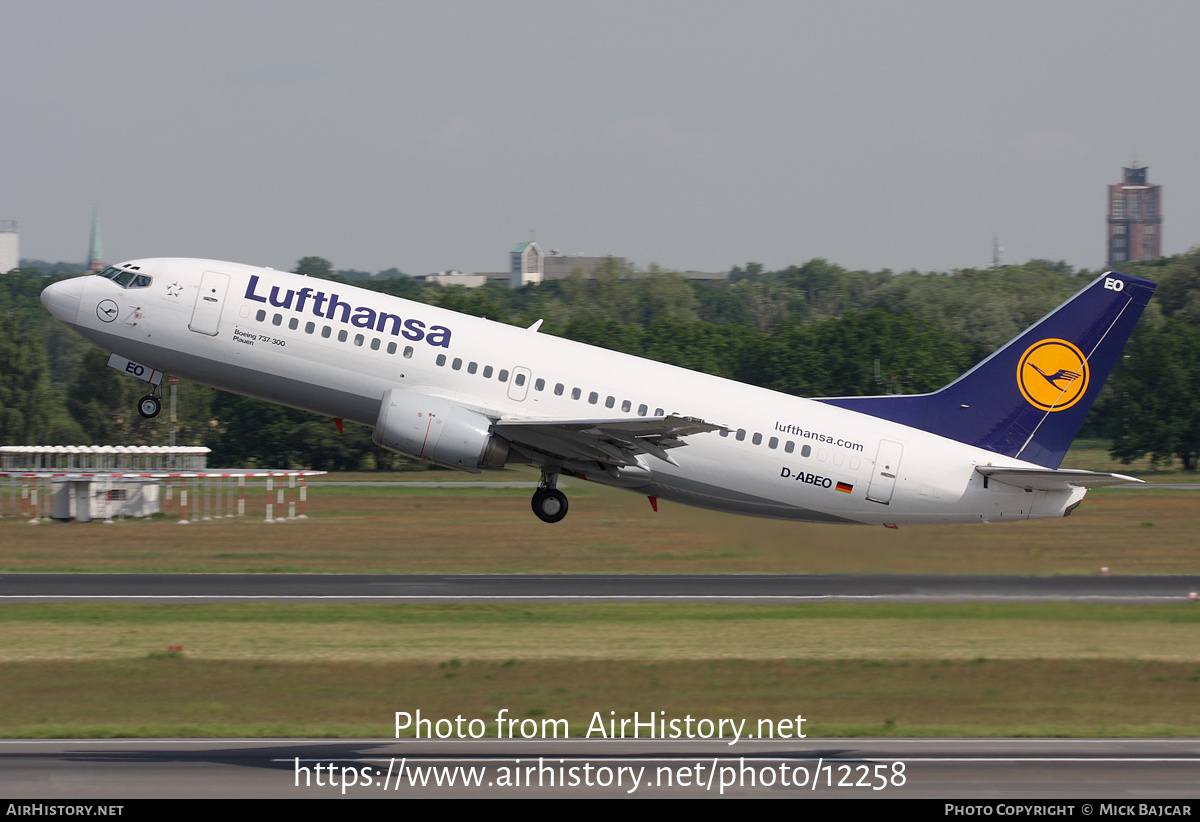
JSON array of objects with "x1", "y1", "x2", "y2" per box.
[{"x1": 975, "y1": 466, "x2": 1142, "y2": 492}]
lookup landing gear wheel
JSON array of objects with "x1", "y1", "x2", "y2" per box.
[
  {"x1": 138, "y1": 395, "x2": 162, "y2": 419},
  {"x1": 531, "y1": 488, "x2": 568, "y2": 523}
]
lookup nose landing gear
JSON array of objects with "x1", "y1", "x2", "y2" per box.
[
  {"x1": 138, "y1": 391, "x2": 162, "y2": 418},
  {"x1": 531, "y1": 472, "x2": 568, "y2": 523}
]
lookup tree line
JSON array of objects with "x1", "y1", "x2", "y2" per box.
[{"x1": 2, "y1": 249, "x2": 1197, "y2": 470}]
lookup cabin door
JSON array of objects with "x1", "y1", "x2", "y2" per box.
[
  {"x1": 866, "y1": 440, "x2": 904, "y2": 504},
  {"x1": 189, "y1": 271, "x2": 231, "y2": 336}
]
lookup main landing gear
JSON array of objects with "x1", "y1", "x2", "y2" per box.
[{"x1": 531, "y1": 471, "x2": 568, "y2": 523}]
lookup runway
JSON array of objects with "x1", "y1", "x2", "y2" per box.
[
  {"x1": 2, "y1": 572, "x2": 1198, "y2": 602},
  {"x1": 4, "y1": 738, "x2": 1199, "y2": 798}
]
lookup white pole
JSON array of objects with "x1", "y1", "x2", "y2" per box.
[
  {"x1": 103, "y1": 476, "x2": 113, "y2": 524},
  {"x1": 28, "y1": 478, "x2": 39, "y2": 525}
]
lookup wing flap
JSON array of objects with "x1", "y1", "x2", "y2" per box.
[{"x1": 493, "y1": 414, "x2": 722, "y2": 467}]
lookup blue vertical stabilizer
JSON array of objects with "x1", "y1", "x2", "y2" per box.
[{"x1": 817, "y1": 272, "x2": 1157, "y2": 468}]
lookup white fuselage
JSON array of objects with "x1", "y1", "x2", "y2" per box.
[{"x1": 44, "y1": 258, "x2": 1085, "y2": 526}]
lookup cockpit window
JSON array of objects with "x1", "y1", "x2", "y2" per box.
[{"x1": 96, "y1": 266, "x2": 151, "y2": 289}]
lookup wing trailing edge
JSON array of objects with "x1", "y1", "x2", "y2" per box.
[{"x1": 493, "y1": 414, "x2": 721, "y2": 467}]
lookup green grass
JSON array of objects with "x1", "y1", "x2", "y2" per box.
[
  {"x1": 4, "y1": 601, "x2": 1200, "y2": 625},
  {"x1": 0, "y1": 452, "x2": 1196, "y2": 739},
  {"x1": 3, "y1": 601, "x2": 1200, "y2": 737},
  {"x1": 2, "y1": 478, "x2": 1198, "y2": 574},
  {"x1": 5, "y1": 656, "x2": 1200, "y2": 739}
]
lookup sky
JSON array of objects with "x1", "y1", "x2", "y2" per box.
[{"x1": 4, "y1": 1, "x2": 1199, "y2": 276}]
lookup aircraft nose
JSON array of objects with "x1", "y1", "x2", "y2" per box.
[{"x1": 40, "y1": 278, "x2": 84, "y2": 326}]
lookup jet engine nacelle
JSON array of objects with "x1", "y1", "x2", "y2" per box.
[{"x1": 372, "y1": 388, "x2": 510, "y2": 472}]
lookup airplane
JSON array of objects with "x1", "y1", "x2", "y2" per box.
[{"x1": 40, "y1": 259, "x2": 1155, "y2": 526}]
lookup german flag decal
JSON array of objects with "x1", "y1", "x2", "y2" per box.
[{"x1": 835, "y1": 482, "x2": 853, "y2": 494}]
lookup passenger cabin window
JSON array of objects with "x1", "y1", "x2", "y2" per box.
[
  {"x1": 571, "y1": 388, "x2": 582, "y2": 400},
  {"x1": 515, "y1": 373, "x2": 526, "y2": 386},
  {"x1": 387, "y1": 342, "x2": 397, "y2": 354},
  {"x1": 436, "y1": 354, "x2": 447, "y2": 366},
  {"x1": 638, "y1": 404, "x2": 647, "y2": 416},
  {"x1": 321, "y1": 326, "x2": 332, "y2": 338},
  {"x1": 621, "y1": 400, "x2": 631, "y2": 412},
  {"x1": 370, "y1": 338, "x2": 380, "y2": 350},
  {"x1": 605, "y1": 396, "x2": 615, "y2": 408},
  {"x1": 255, "y1": 310, "x2": 267, "y2": 322},
  {"x1": 452, "y1": 358, "x2": 462, "y2": 370},
  {"x1": 785, "y1": 441, "x2": 795, "y2": 453},
  {"x1": 305, "y1": 321, "x2": 315, "y2": 334},
  {"x1": 736, "y1": 429, "x2": 746, "y2": 441},
  {"x1": 337, "y1": 330, "x2": 348, "y2": 342},
  {"x1": 288, "y1": 318, "x2": 299, "y2": 330},
  {"x1": 403, "y1": 346, "x2": 414, "y2": 359},
  {"x1": 483, "y1": 365, "x2": 493, "y2": 378},
  {"x1": 498, "y1": 369, "x2": 509, "y2": 382},
  {"x1": 554, "y1": 383, "x2": 565, "y2": 396},
  {"x1": 801, "y1": 444, "x2": 812, "y2": 457},
  {"x1": 752, "y1": 433, "x2": 762, "y2": 445},
  {"x1": 588, "y1": 392, "x2": 599, "y2": 405},
  {"x1": 535, "y1": 378, "x2": 545, "y2": 391},
  {"x1": 468, "y1": 362, "x2": 478, "y2": 374},
  {"x1": 272, "y1": 314, "x2": 283, "y2": 326}
]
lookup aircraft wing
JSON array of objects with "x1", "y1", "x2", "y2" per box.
[
  {"x1": 975, "y1": 466, "x2": 1142, "y2": 491},
  {"x1": 493, "y1": 415, "x2": 722, "y2": 467}
]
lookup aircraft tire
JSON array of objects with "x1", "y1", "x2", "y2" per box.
[
  {"x1": 138, "y1": 395, "x2": 162, "y2": 419},
  {"x1": 531, "y1": 488, "x2": 568, "y2": 523}
]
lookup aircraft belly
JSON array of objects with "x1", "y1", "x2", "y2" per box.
[
  {"x1": 78, "y1": 327, "x2": 380, "y2": 424},
  {"x1": 646, "y1": 473, "x2": 860, "y2": 523},
  {"x1": 648, "y1": 448, "x2": 863, "y2": 524}
]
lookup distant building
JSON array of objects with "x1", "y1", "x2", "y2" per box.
[
  {"x1": 1107, "y1": 165, "x2": 1161, "y2": 265},
  {"x1": 543, "y1": 253, "x2": 627, "y2": 281},
  {"x1": 677, "y1": 270, "x2": 728, "y2": 282},
  {"x1": 86, "y1": 206, "x2": 104, "y2": 271},
  {"x1": 0, "y1": 221, "x2": 17, "y2": 273},
  {"x1": 499, "y1": 239, "x2": 723, "y2": 287},
  {"x1": 508, "y1": 241, "x2": 631, "y2": 288},
  {"x1": 415, "y1": 271, "x2": 488, "y2": 288},
  {"x1": 510, "y1": 241, "x2": 544, "y2": 287}
]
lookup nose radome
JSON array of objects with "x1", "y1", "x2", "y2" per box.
[{"x1": 40, "y1": 278, "x2": 85, "y2": 326}]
